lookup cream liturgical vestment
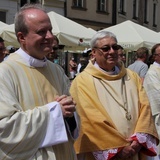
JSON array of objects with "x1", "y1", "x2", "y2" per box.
[
  {"x1": 144, "y1": 63, "x2": 160, "y2": 160},
  {"x1": 0, "y1": 52, "x2": 77, "y2": 160},
  {"x1": 70, "y1": 60, "x2": 159, "y2": 160}
]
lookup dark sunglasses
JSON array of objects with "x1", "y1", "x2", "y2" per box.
[
  {"x1": 52, "y1": 47, "x2": 59, "y2": 51},
  {"x1": 154, "y1": 53, "x2": 160, "y2": 57},
  {"x1": 0, "y1": 47, "x2": 5, "y2": 51},
  {"x1": 94, "y1": 44, "x2": 119, "y2": 52}
]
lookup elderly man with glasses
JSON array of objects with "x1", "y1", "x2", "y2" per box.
[{"x1": 70, "y1": 31, "x2": 159, "y2": 160}]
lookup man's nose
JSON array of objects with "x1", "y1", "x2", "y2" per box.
[{"x1": 46, "y1": 30, "x2": 54, "y2": 38}]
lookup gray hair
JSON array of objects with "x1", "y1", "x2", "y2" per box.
[
  {"x1": 90, "y1": 30, "x2": 117, "y2": 49},
  {"x1": 14, "y1": 3, "x2": 46, "y2": 37}
]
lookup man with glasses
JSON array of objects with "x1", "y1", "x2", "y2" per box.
[
  {"x1": 144, "y1": 43, "x2": 160, "y2": 160},
  {"x1": 0, "y1": 37, "x2": 5, "y2": 62},
  {"x1": 70, "y1": 31, "x2": 158, "y2": 160}
]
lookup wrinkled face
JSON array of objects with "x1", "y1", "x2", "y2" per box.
[
  {"x1": 17, "y1": 9, "x2": 54, "y2": 60},
  {"x1": 154, "y1": 46, "x2": 160, "y2": 64},
  {"x1": 92, "y1": 37, "x2": 119, "y2": 70}
]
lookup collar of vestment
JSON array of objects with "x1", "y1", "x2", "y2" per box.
[
  {"x1": 94, "y1": 61, "x2": 120, "y2": 75},
  {"x1": 16, "y1": 48, "x2": 47, "y2": 67},
  {"x1": 153, "y1": 61, "x2": 160, "y2": 67},
  {"x1": 84, "y1": 59, "x2": 126, "y2": 80}
]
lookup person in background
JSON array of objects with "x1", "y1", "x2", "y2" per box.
[
  {"x1": 0, "y1": 37, "x2": 5, "y2": 62},
  {"x1": 46, "y1": 35, "x2": 59, "y2": 63},
  {"x1": 4, "y1": 46, "x2": 17, "y2": 60},
  {"x1": 82, "y1": 48, "x2": 92, "y2": 58},
  {"x1": 77, "y1": 48, "x2": 92, "y2": 74},
  {"x1": 3, "y1": 48, "x2": 9, "y2": 59},
  {"x1": 117, "y1": 45, "x2": 126, "y2": 66},
  {"x1": 147, "y1": 53, "x2": 155, "y2": 68},
  {"x1": 0, "y1": 3, "x2": 78, "y2": 160},
  {"x1": 144, "y1": 43, "x2": 160, "y2": 160},
  {"x1": 78, "y1": 57, "x2": 88, "y2": 73},
  {"x1": 70, "y1": 30, "x2": 158, "y2": 160},
  {"x1": 128, "y1": 47, "x2": 149, "y2": 83},
  {"x1": 69, "y1": 57, "x2": 77, "y2": 80}
]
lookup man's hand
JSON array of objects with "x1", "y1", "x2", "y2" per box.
[
  {"x1": 55, "y1": 95, "x2": 76, "y2": 118},
  {"x1": 130, "y1": 140, "x2": 142, "y2": 153},
  {"x1": 116, "y1": 140, "x2": 142, "y2": 159}
]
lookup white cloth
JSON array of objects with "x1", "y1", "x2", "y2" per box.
[{"x1": 40, "y1": 102, "x2": 68, "y2": 147}]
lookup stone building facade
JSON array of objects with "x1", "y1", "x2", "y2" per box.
[
  {"x1": 66, "y1": 0, "x2": 160, "y2": 32},
  {"x1": 0, "y1": 0, "x2": 160, "y2": 32}
]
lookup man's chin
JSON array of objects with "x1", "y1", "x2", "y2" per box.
[
  {"x1": 106, "y1": 60, "x2": 117, "y2": 65},
  {"x1": 43, "y1": 48, "x2": 52, "y2": 54}
]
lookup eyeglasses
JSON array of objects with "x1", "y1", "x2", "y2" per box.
[
  {"x1": 154, "y1": 53, "x2": 160, "y2": 57},
  {"x1": 118, "y1": 54, "x2": 126, "y2": 57},
  {"x1": 52, "y1": 47, "x2": 59, "y2": 51},
  {"x1": 0, "y1": 47, "x2": 5, "y2": 51},
  {"x1": 94, "y1": 44, "x2": 119, "y2": 52}
]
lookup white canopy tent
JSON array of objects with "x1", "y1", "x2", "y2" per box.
[
  {"x1": 0, "y1": 21, "x2": 8, "y2": 28},
  {"x1": 0, "y1": 24, "x2": 19, "y2": 48},
  {"x1": 47, "y1": 11, "x2": 96, "y2": 52},
  {"x1": 0, "y1": 12, "x2": 96, "y2": 52},
  {"x1": 101, "y1": 20, "x2": 160, "y2": 51}
]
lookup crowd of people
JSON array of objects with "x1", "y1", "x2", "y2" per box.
[{"x1": 0, "y1": 3, "x2": 160, "y2": 160}]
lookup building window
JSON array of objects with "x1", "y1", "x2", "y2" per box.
[
  {"x1": 20, "y1": 0, "x2": 40, "y2": 7},
  {"x1": 97, "y1": 0, "x2": 108, "y2": 12},
  {"x1": 20, "y1": 0, "x2": 27, "y2": 7},
  {"x1": 72, "y1": 0, "x2": 85, "y2": 8},
  {"x1": 144, "y1": 0, "x2": 148, "y2": 24},
  {"x1": 119, "y1": 0, "x2": 126, "y2": 15},
  {"x1": 0, "y1": 11, "x2": 6, "y2": 23},
  {"x1": 153, "y1": 3, "x2": 157, "y2": 27},
  {"x1": 133, "y1": 0, "x2": 138, "y2": 19}
]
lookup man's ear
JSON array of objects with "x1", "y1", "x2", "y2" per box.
[
  {"x1": 92, "y1": 49, "x2": 96, "y2": 56},
  {"x1": 17, "y1": 32, "x2": 26, "y2": 44}
]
